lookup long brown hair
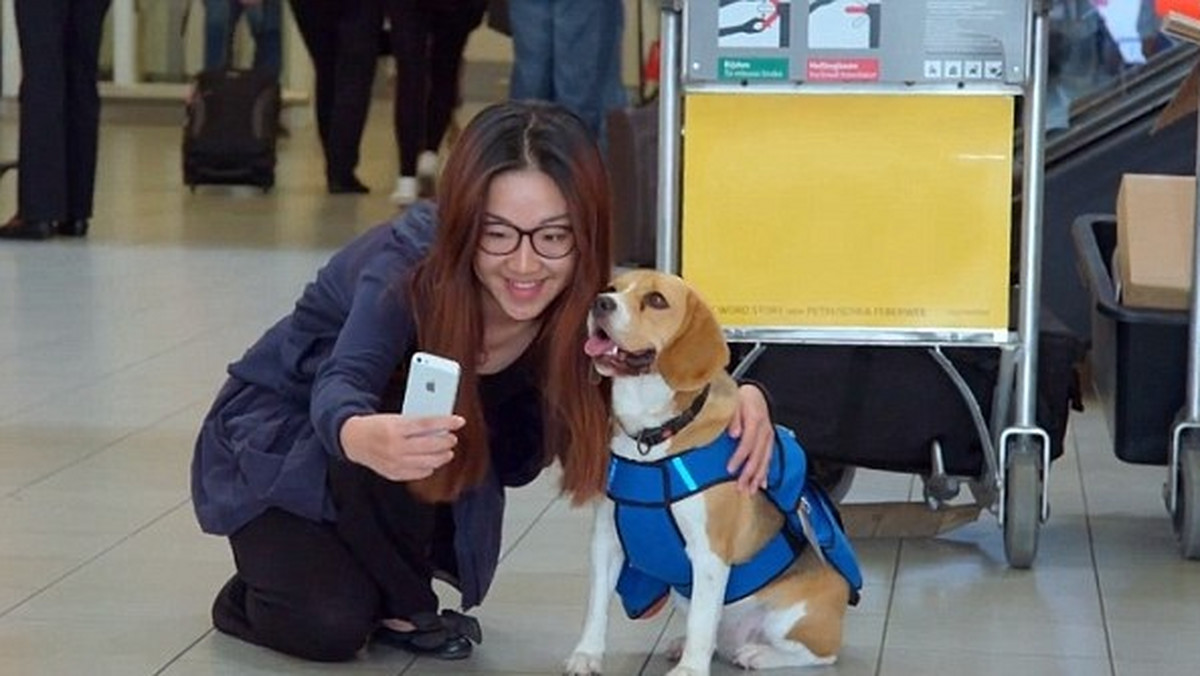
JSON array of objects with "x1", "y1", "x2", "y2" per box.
[{"x1": 407, "y1": 101, "x2": 613, "y2": 505}]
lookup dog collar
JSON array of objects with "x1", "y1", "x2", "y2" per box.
[{"x1": 625, "y1": 385, "x2": 711, "y2": 455}]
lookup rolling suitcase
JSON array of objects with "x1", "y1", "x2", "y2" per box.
[
  {"x1": 183, "y1": 68, "x2": 280, "y2": 192},
  {"x1": 606, "y1": 102, "x2": 658, "y2": 268}
]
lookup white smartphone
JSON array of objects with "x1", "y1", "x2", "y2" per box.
[{"x1": 401, "y1": 351, "x2": 461, "y2": 418}]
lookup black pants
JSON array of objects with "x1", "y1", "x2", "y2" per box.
[
  {"x1": 212, "y1": 460, "x2": 456, "y2": 662},
  {"x1": 14, "y1": 0, "x2": 111, "y2": 222},
  {"x1": 383, "y1": 0, "x2": 486, "y2": 176},
  {"x1": 287, "y1": 0, "x2": 382, "y2": 185}
]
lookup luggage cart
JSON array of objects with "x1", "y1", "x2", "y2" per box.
[
  {"x1": 1160, "y1": 13, "x2": 1200, "y2": 560},
  {"x1": 1073, "y1": 212, "x2": 1200, "y2": 560},
  {"x1": 654, "y1": 0, "x2": 1054, "y2": 567},
  {"x1": 1070, "y1": 15, "x2": 1200, "y2": 560}
]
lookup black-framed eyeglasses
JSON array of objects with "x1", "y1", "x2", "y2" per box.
[{"x1": 478, "y1": 221, "x2": 576, "y2": 259}]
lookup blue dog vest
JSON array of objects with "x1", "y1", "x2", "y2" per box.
[{"x1": 606, "y1": 426, "x2": 862, "y2": 619}]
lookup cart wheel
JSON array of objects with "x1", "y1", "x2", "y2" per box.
[
  {"x1": 1003, "y1": 449, "x2": 1041, "y2": 569},
  {"x1": 1171, "y1": 441, "x2": 1200, "y2": 559}
]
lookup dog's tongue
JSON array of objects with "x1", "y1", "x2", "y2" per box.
[{"x1": 584, "y1": 334, "x2": 615, "y2": 358}]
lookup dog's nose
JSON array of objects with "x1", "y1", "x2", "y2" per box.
[{"x1": 592, "y1": 295, "x2": 616, "y2": 317}]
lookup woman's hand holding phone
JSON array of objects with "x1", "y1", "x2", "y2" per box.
[
  {"x1": 339, "y1": 352, "x2": 464, "y2": 481},
  {"x1": 340, "y1": 413, "x2": 466, "y2": 481}
]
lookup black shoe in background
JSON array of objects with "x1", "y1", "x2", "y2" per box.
[
  {"x1": 0, "y1": 216, "x2": 54, "y2": 240},
  {"x1": 328, "y1": 176, "x2": 369, "y2": 194},
  {"x1": 56, "y1": 219, "x2": 89, "y2": 237}
]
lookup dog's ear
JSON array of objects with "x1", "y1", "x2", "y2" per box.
[{"x1": 658, "y1": 289, "x2": 729, "y2": 392}]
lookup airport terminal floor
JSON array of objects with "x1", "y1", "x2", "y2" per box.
[{"x1": 1, "y1": 97, "x2": 1199, "y2": 675}]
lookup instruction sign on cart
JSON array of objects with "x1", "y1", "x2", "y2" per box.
[
  {"x1": 689, "y1": 1, "x2": 1028, "y2": 85},
  {"x1": 679, "y1": 1, "x2": 1028, "y2": 338}
]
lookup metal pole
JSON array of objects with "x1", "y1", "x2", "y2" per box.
[
  {"x1": 656, "y1": 0, "x2": 683, "y2": 274},
  {"x1": 1015, "y1": 3, "x2": 1051, "y2": 428},
  {"x1": 1188, "y1": 76, "x2": 1200, "y2": 422}
]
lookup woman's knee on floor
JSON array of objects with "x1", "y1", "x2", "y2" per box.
[
  {"x1": 236, "y1": 573, "x2": 376, "y2": 662},
  {"x1": 249, "y1": 586, "x2": 380, "y2": 662}
]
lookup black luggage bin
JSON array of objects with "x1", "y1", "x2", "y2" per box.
[{"x1": 1072, "y1": 214, "x2": 1189, "y2": 465}]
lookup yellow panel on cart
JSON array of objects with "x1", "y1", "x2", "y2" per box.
[{"x1": 681, "y1": 93, "x2": 1013, "y2": 331}]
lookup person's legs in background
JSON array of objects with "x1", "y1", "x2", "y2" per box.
[
  {"x1": 245, "y1": 0, "x2": 286, "y2": 137},
  {"x1": 424, "y1": 2, "x2": 486, "y2": 166},
  {"x1": 288, "y1": 0, "x2": 381, "y2": 193},
  {"x1": 385, "y1": 0, "x2": 433, "y2": 205},
  {"x1": 288, "y1": 0, "x2": 336, "y2": 159},
  {"x1": 61, "y1": 0, "x2": 112, "y2": 237},
  {"x1": 550, "y1": 0, "x2": 625, "y2": 147},
  {"x1": 3, "y1": 0, "x2": 68, "y2": 240},
  {"x1": 598, "y1": 0, "x2": 628, "y2": 132},
  {"x1": 203, "y1": 0, "x2": 240, "y2": 71},
  {"x1": 325, "y1": 0, "x2": 383, "y2": 193},
  {"x1": 507, "y1": 0, "x2": 554, "y2": 102},
  {"x1": 387, "y1": 0, "x2": 486, "y2": 206},
  {"x1": 245, "y1": 0, "x2": 283, "y2": 79},
  {"x1": 2, "y1": 0, "x2": 113, "y2": 241}
]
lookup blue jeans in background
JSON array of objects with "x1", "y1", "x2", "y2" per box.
[
  {"x1": 204, "y1": 0, "x2": 283, "y2": 79},
  {"x1": 507, "y1": 0, "x2": 627, "y2": 147}
]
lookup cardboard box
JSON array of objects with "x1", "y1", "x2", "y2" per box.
[
  {"x1": 1116, "y1": 174, "x2": 1195, "y2": 310},
  {"x1": 1116, "y1": 13, "x2": 1200, "y2": 311}
]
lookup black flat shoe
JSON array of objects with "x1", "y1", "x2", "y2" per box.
[
  {"x1": 372, "y1": 609, "x2": 481, "y2": 660},
  {"x1": 56, "y1": 219, "x2": 89, "y2": 237},
  {"x1": 0, "y1": 216, "x2": 54, "y2": 240},
  {"x1": 373, "y1": 627, "x2": 473, "y2": 659},
  {"x1": 327, "y1": 176, "x2": 369, "y2": 194}
]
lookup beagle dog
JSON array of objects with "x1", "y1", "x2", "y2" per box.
[{"x1": 565, "y1": 270, "x2": 861, "y2": 676}]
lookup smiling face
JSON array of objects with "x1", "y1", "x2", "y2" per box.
[{"x1": 473, "y1": 168, "x2": 578, "y2": 327}]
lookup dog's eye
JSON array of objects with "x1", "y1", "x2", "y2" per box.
[
  {"x1": 643, "y1": 292, "x2": 669, "y2": 310},
  {"x1": 602, "y1": 285, "x2": 616, "y2": 293}
]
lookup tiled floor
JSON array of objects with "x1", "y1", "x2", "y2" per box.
[{"x1": 3, "y1": 99, "x2": 1200, "y2": 676}]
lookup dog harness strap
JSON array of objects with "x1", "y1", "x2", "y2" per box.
[
  {"x1": 724, "y1": 531, "x2": 801, "y2": 602},
  {"x1": 625, "y1": 385, "x2": 711, "y2": 451},
  {"x1": 606, "y1": 433, "x2": 739, "y2": 505},
  {"x1": 799, "y1": 482, "x2": 865, "y2": 603},
  {"x1": 607, "y1": 426, "x2": 864, "y2": 612},
  {"x1": 764, "y1": 427, "x2": 808, "y2": 512}
]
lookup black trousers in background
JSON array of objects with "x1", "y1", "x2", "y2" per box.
[
  {"x1": 287, "y1": 0, "x2": 382, "y2": 185},
  {"x1": 213, "y1": 460, "x2": 456, "y2": 662},
  {"x1": 383, "y1": 0, "x2": 486, "y2": 177},
  {"x1": 14, "y1": 0, "x2": 111, "y2": 223}
]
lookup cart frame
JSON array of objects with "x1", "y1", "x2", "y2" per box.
[
  {"x1": 1162, "y1": 10, "x2": 1200, "y2": 559},
  {"x1": 652, "y1": 0, "x2": 1055, "y2": 567}
]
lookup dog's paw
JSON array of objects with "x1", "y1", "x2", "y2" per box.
[
  {"x1": 732, "y1": 642, "x2": 837, "y2": 669},
  {"x1": 664, "y1": 665, "x2": 707, "y2": 676},
  {"x1": 563, "y1": 651, "x2": 603, "y2": 675},
  {"x1": 732, "y1": 643, "x2": 774, "y2": 670},
  {"x1": 663, "y1": 635, "x2": 686, "y2": 661}
]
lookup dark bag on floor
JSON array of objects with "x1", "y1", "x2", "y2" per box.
[
  {"x1": 606, "y1": 103, "x2": 659, "y2": 268},
  {"x1": 732, "y1": 314, "x2": 1085, "y2": 477},
  {"x1": 183, "y1": 68, "x2": 280, "y2": 192}
]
